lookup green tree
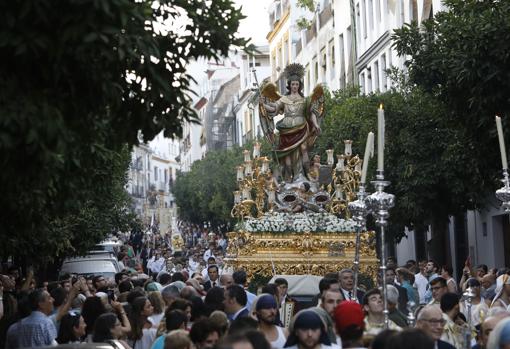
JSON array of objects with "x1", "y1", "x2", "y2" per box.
[
  {"x1": 392, "y1": 0, "x2": 510, "y2": 201},
  {"x1": 315, "y1": 84, "x2": 476, "y2": 263},
  {"x1": 0, "y1": 0, "x2": 252, "y2": 264},
  {"x1": 173, "y1": 147, "x2": 243, "y2": 229},
  {"x1": 173, "y1": 140, "x2": 271, "y2": 229}
]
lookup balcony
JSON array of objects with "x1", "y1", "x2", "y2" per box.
[
  {"x1": 319, "y1": 3, "x2": 333, "y2": 28},
  {"x1": 157, "y1": 181, "x2": 167, "y2": 192},
  {"x1": 295, "y1": 39, "x2": 302, "y2": 56},
  {"x1": 305, "y1": 23, "x2": 317, "y2": 43}
]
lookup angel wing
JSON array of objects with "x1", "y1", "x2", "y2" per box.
[
  {"x1": 309, "y1": 84, "x2": 325, "y2": 122},
  {"x1": 258, "y1": 82, "x2": 281, "y2": 145}
]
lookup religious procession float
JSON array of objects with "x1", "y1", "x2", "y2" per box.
[{"x1": 224, "y1": 63, "x2": 394, "y2": 292}]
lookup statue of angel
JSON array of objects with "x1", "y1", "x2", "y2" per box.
[{"x1": 259, "y1": 63, "x2": 325, "y2": 183}]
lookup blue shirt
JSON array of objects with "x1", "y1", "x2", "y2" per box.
[
  {"x1": 150, "y1": 335, "x2": 165, "y2": 349},
  {"x1": 6, "y1": 311, "x2": 57, "y2": 348}
]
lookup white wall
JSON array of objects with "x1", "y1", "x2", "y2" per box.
[
  {"x1": 396, "y1": 228, "x2": 417, "y2": 264},
  {"x1": 467, "y1": 203, "x2": 507, "y2": 268}
]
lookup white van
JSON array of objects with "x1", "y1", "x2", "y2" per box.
[{"x1": 59, "y1": 255, "x2": 121, "y2": 280}]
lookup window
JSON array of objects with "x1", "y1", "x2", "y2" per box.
[
  {"x1": 154, "y1": 166, "x2": 158, "y2": 181},
  {"x1": 366, "y1": 67, "x2": 372, "y2": 93},
  {"x1": 339, "y1": 34, "x2": 345, "y2": 87},
  {"x1": 278, "y1": 45, "x2": 283, "y2": 72},
  {"x1": 380, "y1": 53, "x2": 387, "y2": 91},
  {"x1": 359, "y1": 72, "x2": 365, "y2": 94},
  {"x1": 164, "y1": 169, "x2": 168, "y2": 183},
  {"x1": 362, "y1": 0, "x2": 367, "y2": 39},
  {"x1": 283, "y1": 39, "x2": 289, "y2": 66},
  {"x1": 374, "y1": 60, "x2": 379, "y2": 92},
  {"x1": 410, "y1": 0, "x2": 418, "y2": 21},
  {"x1": 320, "y1": 46, "x2": 327, "y2": 80},
  {"x1": 329, "y1": 40, "x2": 335, "y2": 79},
  {"x1": 311, "y1": 56, "x2": 319, "y2": 85},
  {"x1": 368, "y1": 0, "x2": 374, "y2": 31},
  {"x1": 355, "y1": 4, "x2": 361, "y2": 43}
]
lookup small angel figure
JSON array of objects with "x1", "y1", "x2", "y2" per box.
[{"x1": 259, "y1": 63, "x2": 325, "y2": 183}]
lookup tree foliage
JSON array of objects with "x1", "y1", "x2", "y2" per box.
[
  {"x1": 173, "y1": 141, "x2": 272, "y2": 229},
  {"x1": 315, "y1": 84, "x2": 477, "y2": 258},
  {"x1": 173, "y1": 148, "x2": 243, "y2": 229},
  {"x1": 392, "y1": 0, "x2": 510, "y2": 202},
  {"x1": 0, "y1": 0, "x2": 252, "y2": 264}
]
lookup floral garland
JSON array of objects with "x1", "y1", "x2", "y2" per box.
[{"x1": 237, "y1": 212, "x2": 357, "y2": 233}]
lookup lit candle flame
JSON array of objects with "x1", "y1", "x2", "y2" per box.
[{"x1": 379, "y1": 103, "x2": 383, "y2": 109}]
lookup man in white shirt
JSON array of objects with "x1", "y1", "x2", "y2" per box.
[
  {"x1": 203, "y1": 244, "x2": 215, "y2": 262},
  {"x1": 147, "y1": 251, "x2": 165, "y2": 275},
  {"x1": 414, "y1": 260, "x2": 430, "y2": 304},
  {"x1": 256, "y1": 294, "x2": 288, "y2": 349}
]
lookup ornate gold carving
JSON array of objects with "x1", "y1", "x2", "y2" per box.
[{"x1": 225, "y1": 230, "x2": 379, "y2": 283}]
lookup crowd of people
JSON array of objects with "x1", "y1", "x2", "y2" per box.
[{"x1": 2, "y1": 225, "x2": 510, "y2": 349}]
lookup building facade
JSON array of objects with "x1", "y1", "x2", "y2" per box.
[{"x1": 127, "y1": 134, "x2": 180, "y2": 234}]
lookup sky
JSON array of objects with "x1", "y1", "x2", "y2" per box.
[{"x1": 235, "y1": 0, "x2": 272, "y2": 46}]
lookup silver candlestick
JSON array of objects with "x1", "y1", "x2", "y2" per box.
[
  {"x1": 463, "y1": 287, "x2": 475, "y2": 349},
  {"x1": 366, "y1": 170, "x2": 395, "y2": 329},
  {"x1": 406, "y1": 301, "x2": 416, "y2": 327},
  {"x1": 496, "y1": 169, "x2": 510, "y2": 211},
  {"x1": 348, "y1": 184, "x2": 371, "y2": 302}
]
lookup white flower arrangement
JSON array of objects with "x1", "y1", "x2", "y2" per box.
[{"x1": 238, "y1": 212, "x2": 357, "y2": 233}]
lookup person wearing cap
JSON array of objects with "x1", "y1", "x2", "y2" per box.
[
  {"x1": 460, "y1": 278, "x2": 489, "y2": 327},
  {"x1": 333, "y1": 301, "x2": 366, "y2": 349},
  {"x1": 256, "y1": 294, "x2": 288, "y2": 349},
  {"x1": 284, "y1": 309, "x2": 332, "y2": 349},
  {"x1": 362, "y1": 288, "x2": 401, "y2": 337}
]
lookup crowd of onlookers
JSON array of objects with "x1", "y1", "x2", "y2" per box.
[{"x1": 2, "y1": 225, "x2": 510, "y2": 349}]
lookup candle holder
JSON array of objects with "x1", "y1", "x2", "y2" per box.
[
  {"x1": 231, "y1": 152, "x2": 275, "y2": 219},
  {"x1": 365, "y1": 170, "x2": 395, "y2": 329},
  {"x1": 463, "y1": 286, "x2": 475, "y2": 348},
  {"x1": 348, "y1": 184, "x2": 371, "y2": 301},
  {"x1": 496, "y1": 169, "x2": 510, "y2": 212},
  {"x1": 406, "y1": 301, "x2": 416, "y2": 327}
]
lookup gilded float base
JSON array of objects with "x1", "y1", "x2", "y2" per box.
[{"x1": 224, "y1": 230, "x2": 379, "y2": 285}]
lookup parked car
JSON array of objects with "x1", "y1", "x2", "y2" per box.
[
  {"x1": 93, "y1": 239, "x2": 123, "y2": 256},
  {"x1": 59, "y1": 255, "x2": 121, "y2": 280}
]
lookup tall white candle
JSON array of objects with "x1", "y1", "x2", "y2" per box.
[
  {"x1": 361, "y1": 132, "x2": 374, "y2": 184},
  {"x1": 236, "y1": 166, "x2": 244, "y2": 181},
  {"x1": 344, "y1": 140, "x2": 353, "y2": 156},
  {"x1": 253, "y1": 142, "x2": 261, "y2": 158},
  {"x1": 335, "y1": 155, "x2": 345, "y2": 171},
  {"x1": 377, "y1": 104, "x2": 385, "y2": 172},
  {"x1": 243, "y1": 149, "x2": 251, "y2": 162},
  {"x1": 326, "y1": 149, "x2": 334, "y2": 166},
  {"x1": 496, "y1": 115, "x2": 508, "y2": 170}
]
